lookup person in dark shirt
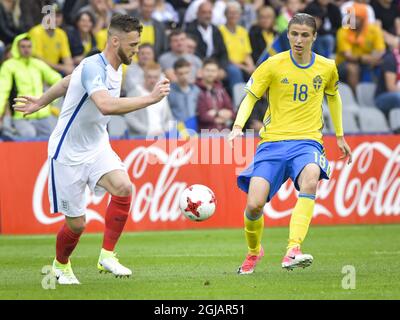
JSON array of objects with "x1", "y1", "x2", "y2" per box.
[
  {"x1": 375, "y1": 48, "x2": 400, "y2": 117},
  {"x1": 304, "y1": 0, "x2": 342, "y2": 58}
]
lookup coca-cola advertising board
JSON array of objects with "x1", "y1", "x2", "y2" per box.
[{"x1": 0, "y1": 135, "x2": 399, "y2": 234}]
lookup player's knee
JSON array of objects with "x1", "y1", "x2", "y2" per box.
[
  {"x1": 300, "y1": 177, "x2": 319, "y2": 194},
  {"x1": 67, "y1": 219, "x2": 86, "y2": 234},
  {"x1": 113, "y1": 180, "x2": 132, "y2": 197},
  {"x1": 246, "y1": 200, "x2": 265, "y2": 216}
]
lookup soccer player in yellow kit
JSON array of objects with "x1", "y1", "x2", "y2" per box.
[{"x1": 228, "y1": 13, "x2": 353, "y2": 274}]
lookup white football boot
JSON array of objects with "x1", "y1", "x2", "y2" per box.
[
  {"x1": 97, "y1": 249, "x2": 132, "y2": 278},
  {"x1": 52, "y1": 259, "x2": 81, "y2": 285}
]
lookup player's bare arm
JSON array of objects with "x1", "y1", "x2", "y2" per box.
[
  {"x1": 90, "y1": 78, "x2": 170, "y2": 115},
  {"x1": 12, "y1": 75, "x2": 71, "y2": 116}
]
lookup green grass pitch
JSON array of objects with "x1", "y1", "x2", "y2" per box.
[{"x1": 1, "y1": 224, "x2": 399, "y2": 300}]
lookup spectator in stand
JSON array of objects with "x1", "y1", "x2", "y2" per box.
[
  {"x1": 168, "y1": 58, "x2": 201, "y2": 132},
  {"x1": 152, "y1": 0, "x2": 180, "y2": 30},
  {"x1": 66, "y1": 11, "x2": 98, "y2": 66},
  {"x1": 249, "y1": 6, "x2": 276, "y2": 65},
  {"x1": 0, "y1": 34, "x2": 61, "y2": 138},
  {"x1": 186, "y1": 1, "x2": 229, "y2": 83},
  {"x1": 275, "y1": 0, "x2": 304, "y2": 33},
  {"x1": 124, "y1": 43, "x2": 161, "y2": 95},
  {"x1": 159, "y1": 30, "x2": 203, "y2": 83},
  {"x1": 78, "y1": 0, "x2": 113, "y2": 34},
  {"x1": 336, "y1": 2, "x2": 385, "y2": 93},
  {"x1": 374, "y1": 47, "x2": 400, "y2": 118},
  {"x1": 237, "y1": 0, "x2": 257, "y2": 30},
  {"x1": 185, "y1": 33, "x2": 198, "y2": 55},
  {"x1": 196, "y1": 58, "x2": 234, "y2": 131},
  {"x1": 219, "y1": 1, "x2": 255, "y2": 88},
  {"x1": 372, "y1": 0, "x2": 400, "y2": 50},
  {"x1": 124, "y1": 62, "x2": 173, "y2": 136},
  {"x1": 341, "y1": 0, "x2": 375, "y2": 24},
  {"x1": 168, "y1": 0, "x2": 192, "y2": 27},
  {"x1": 0, "y1": 0, "x2": 24, "y2": 46},
  {"x1": 136, "y1": 0, "x2": 168, "y2": 59},
  {"x1": 29, "y1": 5, "x2": 74, "y2": 75},
  {"x1": 304, "y1": 0, "x2": 342, "y2": 58},
  {"x1": 184, "y1": 0, "x2": 228, "y2": 27},
  {"x1": 107, "y1": 0, "x2": 139, "y2": 15},
  {"x1": 20, "y1": 0, "x2": 54, "y2": 31}
]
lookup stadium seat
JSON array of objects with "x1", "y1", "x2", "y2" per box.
[
  {"x1": 358, "y1": 108, "x2": 390, "y2": 133},
  {"x1": 232, "y1": 82, "x2": 246, "y2": 111},
  {"x1": 356, "y1": 83, "x2": 377, "y2": 108},
  {"x1": 328, "y1": 109, "x2": 360, "y2": 134},
  {"x1": 389, "y1": 108, "x2": 400, "y2": 133},
  {"x1": 338, "y1": 82, "x2": 360, "y2": 115}
]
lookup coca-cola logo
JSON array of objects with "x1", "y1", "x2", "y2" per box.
[
  {"x1": 33, "y1": 146, "x2": 193, "y2": 225},
  {"x1": 266, "y1": 142, "x2": 400, "y2": 219},
  {"x1": 33, "y1": 142, "x2": 400, "y2": 226}
]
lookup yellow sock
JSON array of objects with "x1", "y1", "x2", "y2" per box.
[
  {"x1": 287, "y1": 193, "x2": 315, "y2": 252},
  {"x1": 244, "y1": 212, "x2": 264, "y2": 255}
]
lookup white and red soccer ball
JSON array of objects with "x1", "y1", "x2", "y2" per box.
[{"x1": 179, "y1": 184, "x2": 216, "y2": 221}]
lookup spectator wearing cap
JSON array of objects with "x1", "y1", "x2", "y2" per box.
[{"x1": 336, "y1": 2, "x2": 385, "y2": 93}]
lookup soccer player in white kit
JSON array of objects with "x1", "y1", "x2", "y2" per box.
[{"x1": 13, "y1": 14, "x2": 170, "y2": 285}]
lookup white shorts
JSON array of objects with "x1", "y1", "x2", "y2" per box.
[{"x1": 48, "y1": 149, "x2": 126, "y2": 217}]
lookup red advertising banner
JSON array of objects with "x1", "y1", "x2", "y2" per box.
[{"x1": 0, "y1": 135, "x2": 399, "y2": 235}]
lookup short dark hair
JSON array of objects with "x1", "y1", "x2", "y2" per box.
[
  {"x1": 173, "y1": 58, "x2": 191, "y2": 70},
  {"x1": 139, "y1": 43, "x2": 154, "y2": 51},
  {"x1": 288, "y1": 13, "x2": 317, "y2": 34},
  {"x1": 168, "y1": 29, "x2": 185, "y2": 42},
  {"x1": 109, "y1": 13, "x2": 143, "y2": 34},
  {"x1": 202, "y1": 57, "x2": 220, "y2": 68}
]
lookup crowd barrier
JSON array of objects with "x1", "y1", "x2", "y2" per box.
[{"x1": 0, "y1": 135, "x2": 399, "y2": 234}]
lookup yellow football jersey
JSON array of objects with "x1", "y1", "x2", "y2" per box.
[
  {"x1": 245, "y1": 50, "x2": 338, "y2": 144},
  {"x1": 29, "y1": 25, "x2": 71, "y2": 65}
]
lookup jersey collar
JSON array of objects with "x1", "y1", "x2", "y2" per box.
[
  {"x1": 289, "y1": 50, "x2": 315, "y2": 69},
  {"x1": 99, "y1": 53, "x2": 109, "y2": 66}
]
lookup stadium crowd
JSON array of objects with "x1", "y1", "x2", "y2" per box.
[{"x1": 0, "y1": 0, "x2": 399, "y2": 140}]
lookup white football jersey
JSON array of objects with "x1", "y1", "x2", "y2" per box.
[{"x1": 48, "y1": 53, "x2": 122, "y2": 165}]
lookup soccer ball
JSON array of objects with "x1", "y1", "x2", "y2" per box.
[{"x1": 179, "y1": 184, "x2": 216, "y2": 221}]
